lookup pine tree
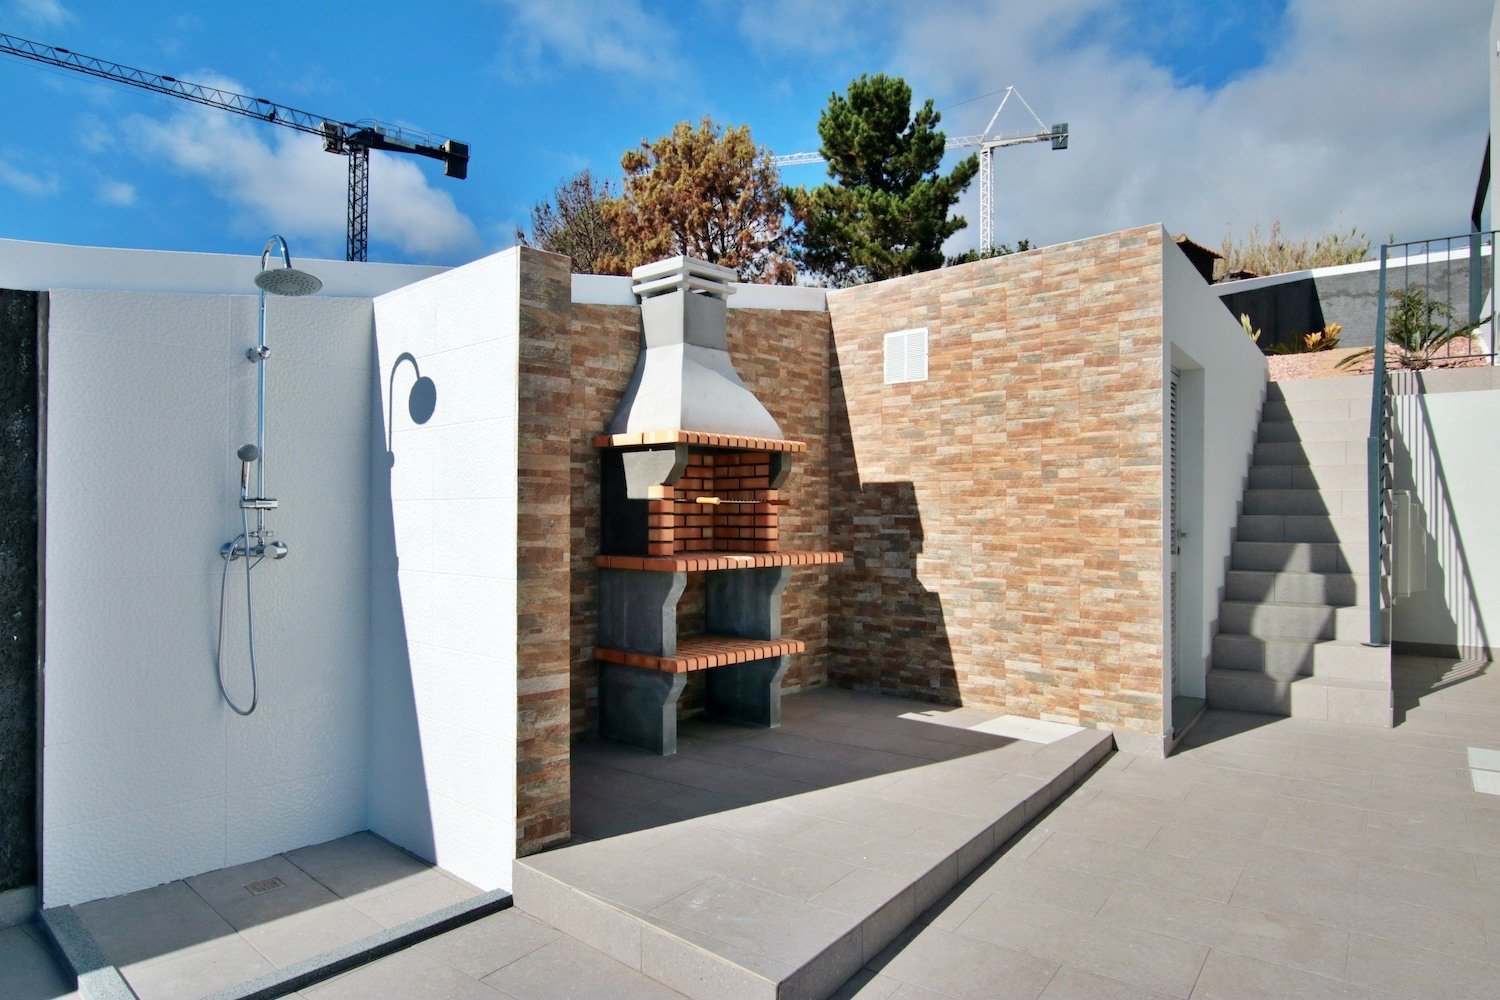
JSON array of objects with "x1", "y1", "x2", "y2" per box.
[
  {"x1": 601, "y1": 118, "x2": 796, "y2": 283},
  {"x1": 787, "y1": 74, "x2": 978, "y2": 286}
]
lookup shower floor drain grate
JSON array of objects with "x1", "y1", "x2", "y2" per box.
[{"x1": 244, "y1": 876, "x2": 287, "y2": 895}]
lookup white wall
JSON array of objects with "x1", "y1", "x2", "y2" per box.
[
  {"x1": 1161, "y1": 235, "x2": 1269, "y2": 713},
  {"x1": 0, "y1": 237, "x2": 444, "y2": 298},
  {"x1": 1391, "y1": 370, "x2": 1500, "y2": 654},
  {"x1": 41, "y1": 289, "x2": 374, "y2": 906},
  {"x1": 368, "y1": 250, "x2": 520, "y2": 893}
]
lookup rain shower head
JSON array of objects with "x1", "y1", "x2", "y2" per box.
[
  {"x1": 254, "y1": 267, "x2": 323, "y2": 297},
  {"x1": 254, "y1": 234, "x2": 323, "y2": 297}
]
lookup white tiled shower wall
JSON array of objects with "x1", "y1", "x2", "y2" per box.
[
  {"x1": 42, "y1": 289, "x2": 376, "y2": 906},
  {"x1": 367, "y1": 249, "x2": 520, "y2": 893}
]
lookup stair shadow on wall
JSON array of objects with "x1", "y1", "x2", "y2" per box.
[{"x1": 1388, "y1": 383, "x2": 1492, "y2": 723}]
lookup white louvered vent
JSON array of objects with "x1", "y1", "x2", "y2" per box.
[{"x1": 883, "y1": 328, "x2": 929, "y2": 384}]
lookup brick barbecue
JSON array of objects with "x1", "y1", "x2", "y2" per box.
[{"x1": 589, "y1": 256, "x2": 842, "y2": 754}]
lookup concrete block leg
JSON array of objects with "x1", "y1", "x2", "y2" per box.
[
  {"x1": 599, "y1": 662, "x2": 687, "y2": 755},
  {"x1": 706, "y1": 655, "x2": 789, "y2": 729}
]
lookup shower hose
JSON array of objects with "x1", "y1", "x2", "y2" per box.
[{"x1": 215, "y1": 509, "x2": 261, "y2": 716}]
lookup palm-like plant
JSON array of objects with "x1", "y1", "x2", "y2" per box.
[{"x1": 1337, "y1": 287, "x2": 1487, "y2": 371}]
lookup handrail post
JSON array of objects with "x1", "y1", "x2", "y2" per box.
[{"x1": 1368, "y1": 243, "x2": 1389, "y2": 646}]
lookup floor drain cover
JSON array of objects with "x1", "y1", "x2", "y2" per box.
[{"x1": 244, "y1": 876, "x2": 287, "y2": 895}]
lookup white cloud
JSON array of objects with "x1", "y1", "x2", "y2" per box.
[
  {"x1": 12, "y1": 0, "x2": 75, "y2": 28},
  {"x1": 96, "y1": 180, "x2": 135, "y2": 206},
  {"x1": 131, "y1": 80, "x2": 481, "y2": 261},
  {"x1": 771, "y1": 0, "x2": 1490, "y2": 254},
  {"x1": 492, "y1": 0, "x2": 681, "y2": 79},
  {"x1": 0, "y1": 157, "x2": 60, "y2": 197}
]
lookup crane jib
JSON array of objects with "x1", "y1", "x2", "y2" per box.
[{"x1": 0, "y1": 31, "x2": 470, "y2": 261}]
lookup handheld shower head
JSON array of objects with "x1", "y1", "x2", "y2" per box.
[{"x1": 236, "y1": 444, "x2": 260, "y2": 495}]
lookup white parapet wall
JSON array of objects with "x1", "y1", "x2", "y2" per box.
[
  {"x1": 368, "y1": 249, "x2": 521, "y2": 893},
  {"x1": 1390, "y1": 368, "x2": 1500, "y2": 657},
  {"x1": 1161, "y1": 231, "x2": 1269, "y2": 718}
]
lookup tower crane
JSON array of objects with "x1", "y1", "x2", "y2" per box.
[
  {"x1": 0, "y1": 32, "x2": 469, "y2": 262},
  {"x1": 774, "y1": 87, "x2": 1066, "y2": 253}
]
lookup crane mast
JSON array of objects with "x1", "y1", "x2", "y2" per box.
[
  {"x1": 774, "y1": 86, "x2": 1066, "y2": 252},
  {"x1": 0, "y1": 32, "x2": 469, "y2": 262}
]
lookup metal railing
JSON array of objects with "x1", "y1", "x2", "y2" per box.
[{"x1": 1366, "y1": 227, "x2": 1496, "y2": 645}]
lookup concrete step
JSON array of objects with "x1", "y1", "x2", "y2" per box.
[
  {"x1": 1235, "y1": 513, "x2": 1367, "y2": 544},
  {"x1": 1206, "y1": 668, "x2": 1392, "y2": 727},
  {"x1": 515, "y1": 725, "x2": 1114, "y2": 1000},
  {"x1": 1225, "y1": 569, "x2": 1370, "y2": 607},
  {"x1": 1211, "y1": 633, "x2": 1390, "y2": 682},
  {"x1": 1218, "y1": 600, "x2": 1372, "y2": 643},
  {"x1": 1242, "y1": 488, "x2": 1364, "y2": 517},
  {"x1": 1248, "y1": 463, "x2": 1368, "y2": 493},
  {"x1": 1267, "y1": 376, "x2": 1373, "y2": 402},
  {"x1": 1261, "y1": 397, "x2": 1363, "y2": 423},
  {"x1": 1253, "y1": 439, "x2": 1366, "y2": 467},
  {"x1": 1231, "y1": 540, "x2": 1366, "y2": 574},
  {"x1": 1256, "y1": 417, "x2": 1369, "y2": 444}
]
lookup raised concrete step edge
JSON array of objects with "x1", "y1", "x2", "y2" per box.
[
  {"x1": 1261, "y1": 397, "x2": 1364, "y2": 422},
  {"x1": 1211, "y1": 633, "x2": 1390, "y2": 682},
  {"x1": 514, "y1": 734, "x2": 1113, "y2": 1000},
  {"x1": 1207, "y1": 667, "x2": 1393, "y2": 727}
]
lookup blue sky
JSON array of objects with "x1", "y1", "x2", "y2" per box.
[{"x1": 0, "y1": 0, "x2": 1488, "y2": 268}]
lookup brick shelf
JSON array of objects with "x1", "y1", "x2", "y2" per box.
[
  {"x1": 593, "y1": 635, "x2": 805, "y2": 674},
  {"x1": 593, "y1": 429, "x2": 807, "y2": 453},
  {"x1": 596, "y1": 551, "x2": 843, "y2": 572}
]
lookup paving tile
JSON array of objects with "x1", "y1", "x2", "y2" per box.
[
  {"x1": 284, "y1": 832, "x2": 435, "y2": 902},
  {"x1": 350, "y1": 871, "x2": 480, "y2": 928},
  {"x1": 1257, "y1": 815, "x2": 1478, "y2": 879},
  {"x1": 307, "y1": 946, "x2": 504, "y2": 999},
  {"x1": 483, "y1": 934, "x2": 687, "y2": 999},
  {"x1": 968, "y1": 857, "x2": 1121, "y2": 915},
  {"x1": 1094, "y1": 883, "x2": 1349, "y2": 979},
  {"x1": 522, "y1": 839, "x2": 712, "y2": 912},
  {"x1": 696, "y1": 798, "x2": 824, "y2": 844},
  {"x1": 1189, "y1": 949, "x2": 1393, "y2": 1000},
  {"x1": 646, "y1": 876, "x2": 851, "y2": 969},
  {"x1": 0, "y1": 924, "x2": 78, "y2": 1000},
  {"x1": 221, "y1": 881, "x2": 385, "y2": 968},
  {"x1": 828, "y1": 970, "x2": 903, "y2": 999},
  {"x1": 416, "y1": 910, "x2": 562, "y2": 980},
  {"x1": 736, "y1": 729, "x2": 876, "y2": 763},
  {"x1": 647, "y1": 825, "x2": 856, "y2": 900},
  {"x1": 1229, "y1": 869, "x2": 1494, "y2": 966},
  {"x1": 570, "y1": 740, "x2": 669, "y2": 775},
  {"x1": 74, "y1": 879, "x2": 234, "y2": 967},
  {"x1": 1039, "y1": 965, "x2": 1172, "y2": 999},
  {"x1": 566, "y1": 766, "x2": 685, "y2": 809},
  {"x1": 1029, "y1": 833, "x2": 1242, "y2": 902},
  {"x1": 782, "y1": 820, "x2": 951, "y2": 879},
  {"x1": 954, "y1": 892, "x2": 1208, "y2": 998},
  {"x1": 1081, "y1": 787, "x2": 1269, "y2": 841},
  {"x1": 1033, "y1": 802, "x2": 1162, "y2": 848},
  {"x1": 121, "y1": 935, "x2": 275, "y2": 1000},
  {"x1": 1341, "y1": 933, "x2": 1500, "y2": 1000},
  {"x1": 875, "y1": 925, "x2": 1058, "y2": 1000},
  {"x1": 185, "y1": 854, "x2": 313, "y2": 911},
  {"x1": 567, "y1": 790, "x2": 683, "y2": 846}
]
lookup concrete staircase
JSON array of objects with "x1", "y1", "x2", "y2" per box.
[{"x1": 1206, "y1": 377, "x2": 1393, "y2": 727}]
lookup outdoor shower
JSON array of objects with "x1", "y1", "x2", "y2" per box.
[{"x1": 215, "y1": 236, "x2": 322, "y2": 715}]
